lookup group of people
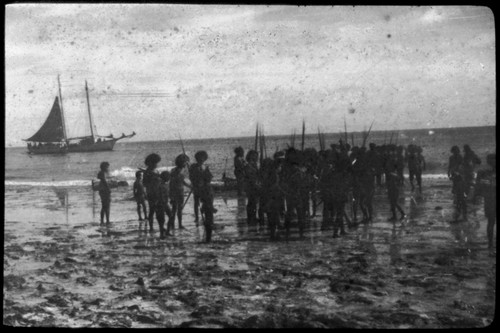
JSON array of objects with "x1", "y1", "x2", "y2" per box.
[
  {"x1": 447, "y1": 144, "x2": 496, "y2": 249},
  {"x1": 95, "y1": 140, "x2": 495, "y2": 248},
  {"x1": 97, "y1": 151, "x2": 217, "y2": 242},
  {"x1": 233, "y1": 141, "x2": 427, "y2": 240}
]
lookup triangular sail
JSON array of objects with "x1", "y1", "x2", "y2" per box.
[{"x1": 26, "y1": 97, "x2": 65, "y2": 142}]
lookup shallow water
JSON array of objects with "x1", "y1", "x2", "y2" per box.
[{"x1": 3, "y1": 176, "x2": 496, "y2": 328}]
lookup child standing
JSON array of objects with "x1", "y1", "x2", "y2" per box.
[
  {"x1": 170, "y1": 154, "x2": 191, "y2": 230},
  {"x1": 98, "y1": 162, "x2": 111, "y2": 224},
  {"x1": 133, "y1": 171, "x2": 148, "y2": 221}
]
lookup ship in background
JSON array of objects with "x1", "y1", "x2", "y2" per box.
[{"x1": 24, "y1": 75, "x2": 135, "y2": 154}]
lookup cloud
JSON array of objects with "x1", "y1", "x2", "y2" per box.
[{"x1": 420, "y1": 8, "x2": 446, "y2": 24}]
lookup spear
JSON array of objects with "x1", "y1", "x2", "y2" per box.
[
  {"x1": 178, "y1": 133, "x2": 186, "y2": 155},
  {"x1": 301, "y1": 119, "x2": 305, "y2": 151},
  {"x1": 254, "y1": 122, "x2": 259, "y2": 151},
  {"x1": 343, "y1": 116, "x2": 348, "y2": 146},
  {"x1": 262, "y1": 125, "x2": 267, "y2": 158},
  {"x1": 259, "y1": 124, "x2": 264, "y2": 165},
  {"x1": 389, "y1": 131, "x2": 395, "y2": 145},
  {"x1": 362, "y1": 120, "x2": 375, "y2": 148},
  {"x1": 317, "y1": 126, "x2": 323, "y2": 151},
  {"x1": 351, "y1": 132, "x2": 355, "y2": 148}
]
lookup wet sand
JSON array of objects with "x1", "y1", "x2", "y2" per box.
[{"x1": 3, "y1": 177, "x2": 496, "y2": 328}]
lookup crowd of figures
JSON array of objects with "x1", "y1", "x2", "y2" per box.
[
  {"x1": 233, "y1": 141, "x2": 426, "y2": 241},
  {"x1": 95, "y1": 141, "x2": 495, "y2": 249}
]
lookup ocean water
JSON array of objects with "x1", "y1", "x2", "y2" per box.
[{"x1": 4, "y1": 126, "x2": 496, "y2": 188}]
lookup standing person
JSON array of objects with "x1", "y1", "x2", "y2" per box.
[
  {"x1": 195, "y1": 151, "x2": 217, "y2": 242},
  {"x1": 385, "y1": 148, "x2": 406, "y2": 221},
  {"x1": 244, "y1": 150, "x2": 260, "y2": 224},
  {"x1": 234, "y1": 146, "x2": 247, "y2": 196},
  {"x1": 319, "y1": 150, "x2": 334, "y2": 230},
  {"x1": 283, "y1": 148, "x2": 307, "y2": 239},
  {"x1": 97, "y1": 162, "x2": 111, "y2": 224},
  {"x1": 408, "y1": 145, "x2": 426, "y2": 193},
  {"x1": 143, "y1": 153, "x2": 163, "y2": 233},
  {"x1": 367, "y1": 143, "x2": 383, "y2": 187},
  {"x1": 396, "y1": 145, "x2": 406, "y2": 186},
  {"x1": 160, "y1": 171, "x2": 173, "y2": 237},
  {"x1": 474, "y1": 154, "x2": 496, "y2": 251},
  {"x1": 448, "y1": 146, "x2": 463, "y2": 195},
  {"x1": 331, "y1": 161, "x2": 350, "y2": 237},
  {"x1": 170, "y1": 154, "x2": 191, "y2": 230},
  {"x1": 260, "y1": 158, "x2": 283, "y2": 240},
  {"x1": 463, "y1": 144, "x2": 482, "y2": 195},
  {"x1": 133, "y1": 171, "x2": 147, "y2": 221},
  {"x1": 189, "y1": 154, "x2": 205, "y2": 226}
]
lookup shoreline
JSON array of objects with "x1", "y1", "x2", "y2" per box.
[{"x1": 3, "y1": 176, "x2": 496, "y2": 328}]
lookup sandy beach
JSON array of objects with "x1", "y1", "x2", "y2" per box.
[{"x1": 3, "y1": 175, "x2": 496, "y2": 328}]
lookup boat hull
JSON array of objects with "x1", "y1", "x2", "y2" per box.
[
  {"x1": 28, "y1": 145, "x2": 67, "y2": 155},
  {"x1": 67, "y1": 139, "x2": 117, "y2": 153}
]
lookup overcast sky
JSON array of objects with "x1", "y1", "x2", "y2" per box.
[{"x1": 5, "y1": 4, "x2": 495, "y2": 146}]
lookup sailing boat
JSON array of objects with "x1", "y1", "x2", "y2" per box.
[{"x1": 25, "y1": 76, "x2": 135, "y2": 154}]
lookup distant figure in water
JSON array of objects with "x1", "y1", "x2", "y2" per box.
[
  {"x1": 170, "y1": 154, "x2": 191, "y2": 230},
  {"x1": 233, "y1": 146, "x2": 246, "y2": 196},
  {"x1": 97, "y1": 162, "x2": 111, "y2": 224},
  {"x1": 133, "y1": 171, "x2": 147, "y2": 221},
  {"x1": 474, "y1": 153, "x2": 496, "y2": 251}
]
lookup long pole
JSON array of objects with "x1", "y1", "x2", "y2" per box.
[
  {"x1": 301, "y1": 120, "x2": 306, "y2": 151},
  {"x1": 343, "y1": 116, "x2": 348, "y2": 146},
  {"x1": 57, "y1": 75, "x2": 68, "y2": 143},
  {"x1": 254, "y1": 123, "x2": 259, "y2": 151},
  {"x1": 362, "y1": 120, "x2": 375, "y2": 148},
  {"x1": 178, "y1": 133, "x2": 186, "y2": 155},
  {"x1": 85, "y1": 80, "x2": 95, "y2": 143},
  {"x1": 317, "y1": 126, "x2": 323, "y2": 151}
]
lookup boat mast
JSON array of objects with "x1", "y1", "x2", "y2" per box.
[
  {"x1": 85, "y1": 80, "x2": 95, "y2": 143},
  {"x1": 57, "y1": 75, "x2": 68, "y2": 143}
]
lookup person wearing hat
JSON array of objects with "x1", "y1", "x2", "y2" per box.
[{"x1": 474, "y1": 153, "x2": 496, "y2": 251}]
